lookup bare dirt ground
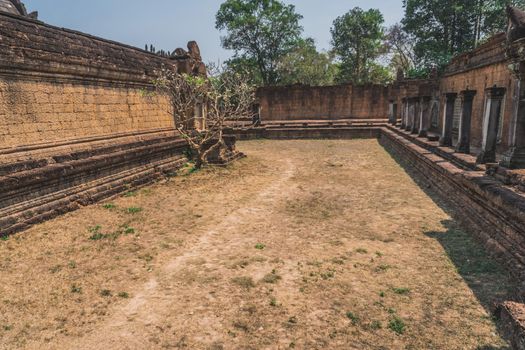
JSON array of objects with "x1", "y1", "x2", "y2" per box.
[{"x1": 0, "y1": 139, "x2": 516, "y2": 350}]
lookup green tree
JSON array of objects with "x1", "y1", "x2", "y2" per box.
[
  {"x1": 276, "y1": 38, "x2": 338, "y2": 86},
  {"x1": 331, "y1": 7, "x2": 387, "y2": 84},
  {"x1": 216, "y1": 0, "x2": 303, "y2": 86},
  {"x1": 402, "y1": 0, "x2": 525, "y2": 70}
]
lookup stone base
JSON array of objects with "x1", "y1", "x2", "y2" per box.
[
  {"x1": 477, "y1": 150, "x2": 496, "y2": 164},
  {"x1": 498, "y1": 302, "x2": 525, "y2": 350},
  {"x1": 501, "y1": 148, "x2": 525, "y2": 169}
]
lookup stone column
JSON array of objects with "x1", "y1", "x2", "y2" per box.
[
  {"x1": 501, "y1": 65, "x2": 525, "y2": 168},
  {"x1": 478, "y1": 87, "x2": 505, "y2": 164},
  {"x1": 456, "y1": 90, "x2": 477, "y2": 154},
  {"x1": 410, "y1": 98, "x2": 420, "y2": 134},
  {"x1": 392, "y1": 103, "x2": 398, "y2": 126},
  {"x1": 418, "y1": 96, "x2": 431, "y2": 137},
  {"x1": 388, "y1": 100, "x2": 395, "y2": 124},
  {"x1": 405, "y1": 98, "x2": 413, "y2": 131},
  {"x1": 400, "y1": 98, "x2": 407, "y2": 129},
  {"x1": 439, "y1": 93, "x2": 457, "y2": 147}
]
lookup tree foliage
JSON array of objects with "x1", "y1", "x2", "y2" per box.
[
  {"x1": 331, "y1": 7, "x2": 389, "y2": 84},
  {"x1": 402, "y1": 0, "x2": 525, "y2": 71},
  {"x1": 276, "y1": 38, "x2": 338, "y2": 86},
  {"x1": 216, "y1": 0, "x2": 303, "y2": 86}
]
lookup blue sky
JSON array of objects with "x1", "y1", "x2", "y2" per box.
[{"x1": 23, "y1": 0, "x2": 405, "y2": 62}]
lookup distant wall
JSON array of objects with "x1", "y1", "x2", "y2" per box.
[
  {"x1": 0, "y1": 12, "x2": 175, "y2": 148},
  {"x1": 257, "y1": 84, "x2": 390, "y2": 122}
]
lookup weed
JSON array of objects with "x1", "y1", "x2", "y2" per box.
[
  {"x1": 0, "y1": 236, "x2": 8, "y2": 241},
  {"x1": 124, "y1": 191, "x2": 137, "y2": 198},
  {"x1": 118, "y1": 292, "x2": 130, "y2": 298},
  {"x1": 369, "y1": 320, "x2": 382, "y2": 330},
  {"x1": 3, "y1": 325, "x2": 12, "y2": 331},
  {"x1": 356, "y1": 248, "x2": 368, "y2": 254},
  {"x1": 103, "y1": 203, "x2": 116, "y2": 209},
  {"x1": 375, "y1": 251, "x2": 384, "y2": 257},
  {"x1": 262, "y1": 271, "x2": 282, "y2": 284},
  {"x1": 375, "y1": 264, "x2": 392, "y2": 272},
  {"x1": 231, "y1": 276, "x2": 255, "y2": 289},
  {"x1": 100, "y1": 289, "x2": 112, "y2": 297},
  {"x1": 379, "y1": 291, "x2": 385, "y2": 298},
  {"x1": 126, "y1": 207, "x2": 143, "y2": 214},
  {"x1": 124, "y1": 226, "x2": 136, "y2": 235},
  {"x1": 50, "y1": 265, "x2": 62, "y2": 273},
  {"x1": 233, "y1": 321, "x2": 249, "y2": 332},
  {"x1": 388, "y1": 316, "x2": 406, "y2": 334},
  {"x1": 388, "y1": 308, "x2": 397, "y2": 314},
  {"x1": 346, "y1": 312, "x2": 360, "y2": 325},
  {"x1": 321, "y1": 270, "x2": 335, "y2": 280},
  {"x1": 331, "y1": 257, "x2": 345, "y2": 265},
  {"x1": 68, "y1": 261, "x2": 76, "y2": 269},
  {"x1": 393, "y1": 287, "x2": 410, "y2": 295},
  {"x1": 71, "y1": 285, "x2": 82, "y2": 294},
  {"x1": 270, "y1": 297, "x2": 278, "y2": 307},
  {"x1": 255, "y1": 243, "x2": 266, "y2": 250}
]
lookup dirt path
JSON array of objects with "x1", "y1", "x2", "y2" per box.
[{"x1": 0, "y1": 140, "x2": 516, "y2": 349}]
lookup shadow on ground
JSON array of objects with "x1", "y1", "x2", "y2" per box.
[{"x1": 382, "y1": 144, "x2": 518, "y2": 349}]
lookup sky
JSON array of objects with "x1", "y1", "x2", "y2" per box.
[{"x1": 23, "y1": 0, "x2": 405, "y2": 63}]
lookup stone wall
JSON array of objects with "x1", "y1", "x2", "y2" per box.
[
  {"x1": 257, "y1": 84, "x2": 390, "y2": 122},
  {"x1": 0, "y1": 12, "x2": 177, "y2": 148},
  {"x1": 0, "y1": 12, "x2": 225, "y2": 235},
  {"x1": 438, "y1": 33, "x2": 516, "y2": 153}
]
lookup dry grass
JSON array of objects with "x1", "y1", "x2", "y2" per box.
[{"x1": 0, "y1": 139, "x2": 515, "y2": 349}]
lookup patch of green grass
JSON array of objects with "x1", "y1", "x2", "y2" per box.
[
  {"x1": 269, "y1": 297, "x2": 278, "y2": 307},
  {"x1": 123, "y1": 226, "x2": 135, "y2": 235},
  {"x1": 356, "y1": 248, "x2": 368, "y2": 254},
  {"x1": 369, "y1": 320, "x2": 382, "y2": 330},
  {"x1": 388, "y1": 316, "x2": 406, "y2": 334},
  {"x1": 71, "y1": 285, "x2": 82, "y2": 294},
  {"x1": 346, "y1": 312, "x2": 360, "y2": 325},
  {"x1": 388, "y1": 308, "x2": 397, "y2": 314},
  {"x1": 3, "y1": 325, "x2": 12, "y2": 331},
  {"x1": 255, "y1": 243, "x2": 266, "y2": 250},
  {"x1": 320, "y1": 270, "x2": 336, "y2": 280},
  {"x1": 103, "y1": 203, "x2": 116, "y2": 209},
  {"x1": 375, "y1": 264, "x2": 392, "y2": 272},
  {"x1": 100, "y1": 289, "x2": 112, "y2": 297},
  {"x1": 393, "y1": 287, "x2": 410, "y2": 295},
  {"x1": 118, "y1": 292, "x2": 130, "y2": 299},
  {"x1": 68, "y1": 261, "x2": 77, "y2": 269},
  {"x1": 124, "y1": 191, "x2": 137, "y2": 198},
  {"x1": 126, "y1": 207, "x2": 143, "y2": 214},
  {"x1": 379, "y1": 291, "x2": 385, "y2": 298},
  {"x1": 0, "y1": 235, "x2": 9, "y2": 241},
  {"x1": 231, "y1": 276, "x2": 255, "y2": 289},
  {"x1": 262, "y1": 270, "x2": 282, "y2": 284}
]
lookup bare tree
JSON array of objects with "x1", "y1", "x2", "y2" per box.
[
  {"x1": 155, "y1": 64, "x2": 255, "y2": 169},
  {"x1": 385, "y1": 24, "x2": 417, "y2": 74}
]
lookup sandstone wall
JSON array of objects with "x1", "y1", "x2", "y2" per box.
[
  {"x1": 257, "y1": 84, "x2": 390, "y2": 122},
  {"x1": 0, "y1": 12, "x2": 175, "y2": 148},
  {"x1": 439, "y1": 33, "x2": 517, "y2": 153}
]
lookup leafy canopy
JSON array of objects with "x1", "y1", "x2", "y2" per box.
[
  {"x1": 331, "y1": 7, "x2": 390, "y2": 84},
  {"x1": 216, "y1": 0, "x2": 303, "y2": 85}
]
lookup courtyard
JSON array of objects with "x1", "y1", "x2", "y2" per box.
[{"x1": 0, "y1": 140, "x2": 515, "y2": 349}]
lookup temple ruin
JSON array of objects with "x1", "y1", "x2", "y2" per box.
[{"x1": 4, "y1": 1, "x2": 525, "y2": 348}]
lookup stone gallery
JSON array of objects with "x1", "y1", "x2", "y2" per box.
[{"x1": 4, "y1": 0, "x2": 525, "y2": 349}]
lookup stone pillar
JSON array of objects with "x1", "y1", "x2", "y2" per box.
[
  {"x1": 501, "y1": 66, "x2": 525, "y2": 168},
  {"x1": 410, "y1": 98, "x2": 420, "y2": 134},
  {"x1": 405, "y1": 98, "x2": 412, "y2": 131},
  {"x1": 400, "y1": 98, "x2": 407, "y2": 129},
  {"x1": 418, "y1": 96, "x2": 431, "y2": 137},
  {"x1": 478, "y1": 87, "x2": 505, "y2": 164},
  {"x1": 388, "y1": 100, "x2": 395, "y2": 124},
  {"x1": 392, "y1": 103, "x2": 398, "y2": 126},
  {"x1": 456, "y1": 90, "x2": 477, "y2": 154},
  {"x1": 440, "y1": 93, "x2": 457, "y2": 147}
]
